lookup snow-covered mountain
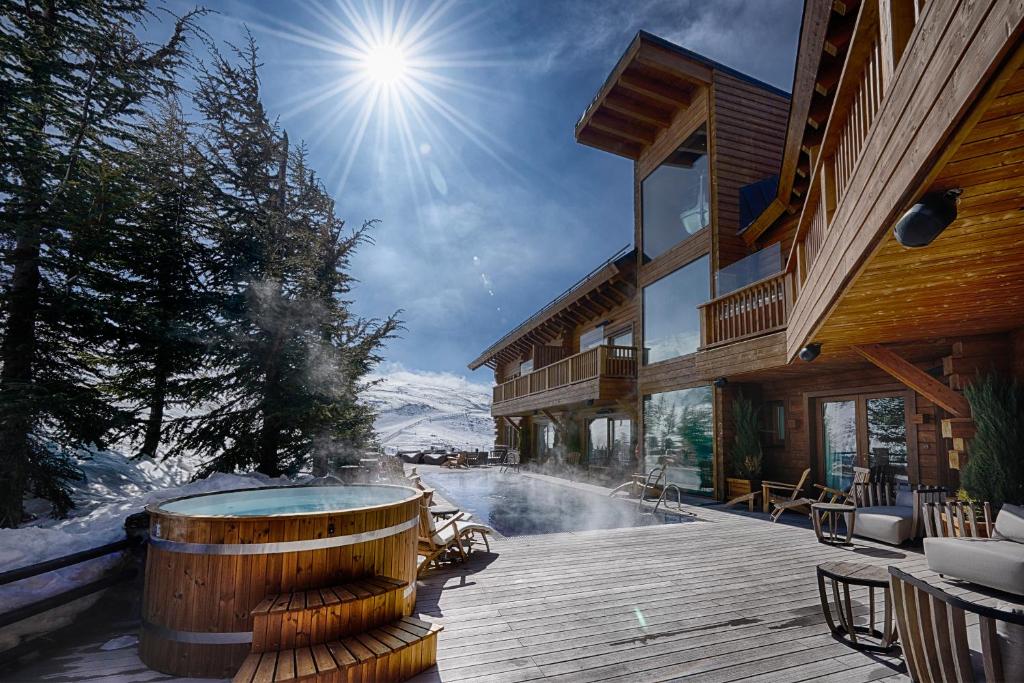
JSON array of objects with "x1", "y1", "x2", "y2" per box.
[{"x1": 364, "y1": 367, "x2": 494, "y2": 452}]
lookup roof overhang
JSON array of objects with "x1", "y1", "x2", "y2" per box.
[
  {"x1": 574, "y1": 32, "x2": 713, "y2": 160},
  {"x1": 468, "y1": 248, "x2": 636, "y2": 371},
  {"x1": 742, "y1": 0, "x2": 845, "y2": 245}
]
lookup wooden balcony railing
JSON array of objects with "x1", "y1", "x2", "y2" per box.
[
  {"x1": 492, "y1": 345, "x2": 637, "y2": 404},
  {"x1": 698, "y1": 272, "x2": 794, "y2": 348},
  {"x1": 788, "y1": 0, "x2": 931, "y2": 290}
]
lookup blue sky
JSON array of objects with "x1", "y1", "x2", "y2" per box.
[{"x1": 163, "y1": 0, "x2": 802, "y2": 382}]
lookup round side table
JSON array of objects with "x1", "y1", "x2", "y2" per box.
[
  {"x1": 816, "y1": 561, "x2": 898, "y2": 653},
  {"x1": 811, "y1": 502, "x2": 856, "y2": 545}
]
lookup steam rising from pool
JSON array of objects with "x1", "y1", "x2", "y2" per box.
[{"x1": 420, "y1": 470, "x2": 691, "y2": 536}]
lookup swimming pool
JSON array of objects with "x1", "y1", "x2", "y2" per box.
[{"x1": 419, "y1": 469, "x2": 691, "y2": 537}]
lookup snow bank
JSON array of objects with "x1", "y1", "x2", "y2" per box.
[{"x1": 0, "y1": 458, "x2": 285, "y2": 652}]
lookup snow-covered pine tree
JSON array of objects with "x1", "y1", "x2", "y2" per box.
[
  {"x1": 179, "y1": 38, "x2": 400, "y2": 477},
  {"x1": 0, "y1": 1, "x2": 201, "y2": 525},
  {"x1": 101, "y1": 101, "x2": 215, "y2": 459}
]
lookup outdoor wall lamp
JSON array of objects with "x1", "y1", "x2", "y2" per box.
[
  {"x1": 713, "y1": 377, "x2": 728, "y2": 388},
  {"x1": 799, "y1": 343, "x2": 822, "y2": 362},
  {"x1": 893, "y1": 188, "x2": 962, "y2": 248}
]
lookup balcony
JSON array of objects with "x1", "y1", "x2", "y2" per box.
[
  {"x1": 491, "y1": 345, "x2": 637, "y2": 415},
  {"x1": 698, "y1": 271, "x2": 794, "y2": 348}
]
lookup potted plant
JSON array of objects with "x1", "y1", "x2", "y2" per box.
[
  {"x1": 957, "y1": 372, "x2": 1024, "y2": 531},
  {"x1": 727, "y1": 394, "x2": 763, "y2": 500}
]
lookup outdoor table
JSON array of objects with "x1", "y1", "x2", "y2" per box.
[
  {"x1": 811, "y1": 502, "x2": 856, "y2": 545},
  {"x1": 816, "y1": 561, "x2": 898, "y2": 653},
  {"x1": 429, "y1": 504, "x2": 460, "y2": 519}
]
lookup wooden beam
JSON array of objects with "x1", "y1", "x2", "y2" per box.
[
  {"x1": 540, "y1": 409, "x2": 565, "y2": 432},
  {"x1": 852, "y1": 344, "x2": 971, "y2": 417},
  {"x1": 576, "y1": 127, "x2": 643, "y2": 159},
  {"x1": 589, "y1": 110, "x2": 658, "y2": 145},
  {"x1": 618, "y1": 71, "x2": 692, "y2": 108},
  {"x1": 602, "y1": 90, "x2": 674, "y2": 128}
]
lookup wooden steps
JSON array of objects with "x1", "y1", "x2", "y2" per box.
[
  {"x1": 251, "y1": 577, "x2": 408, "y2": 653},
  {"x1": 236, "y1": 576, "x2": 439, "y2": 682},
  {"x1": 233, "y1": 617, "x2": 442, "y2": 683}
]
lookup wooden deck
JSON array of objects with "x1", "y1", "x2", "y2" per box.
[
  {"x1": 7, "y1": 490, "x2": 1013, "y2": 683},
  {"x1": 411, "y1": 504, "x2": 922, "y2": 683}
]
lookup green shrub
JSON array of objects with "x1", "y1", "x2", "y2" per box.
[
  {"x1": 961, "y1": 373, "x2": 1024, "y2": 508},
  {"x1": 730, "y1": 394, "x2": 763, "y2": 480}
]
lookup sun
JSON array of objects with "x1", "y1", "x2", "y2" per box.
[{"x1": 361, "y1": 42, "x2": 408, "y2": 86}]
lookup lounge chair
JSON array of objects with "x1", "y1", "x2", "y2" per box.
[
  {"x1": 763, "y1": 468, "x2": 811, "y2": 521},
  {"x1": 500, "y1": 449, "x2": 520, "y2": 473},
  {"x1": 416, "y1": 499, "x2": 494, "y2": 576},
  {"x1": 443, "y1": 452, "x2": 467, "y2": 469},
  {"x1": 924, "y1": 502, "x2": 1024, "y2": 596},
  {"x1": 889, "y1": 566, "x2": 1024, "y2": 681}
]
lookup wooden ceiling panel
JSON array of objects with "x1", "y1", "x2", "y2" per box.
[{"x1": 811, "y1": 65, "x2": 1024, "y2": 352}]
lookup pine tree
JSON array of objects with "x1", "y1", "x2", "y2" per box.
[
  {"x1": 0, "y1": 1, "x2": 201, "y2": 525},
  {"x1": 101, "y1": 100, "x2": 214, "y2": 459},
  {"x1": 178, "y1": 38, "x2": 400, "y2": 477}
]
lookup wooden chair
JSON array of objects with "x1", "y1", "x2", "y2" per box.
[
  {"x1": 416, "y1": 498, "x2": 494, "y2": 576},
  {"x1": 812, "y1": 466, "x2": 871, "y2": 505},
  {"x1": 889, "y1": 567, "x2": 1024, "y2": 682},
  {"x1": 922, "y1": 499, "x2": 993, "y2": 538},
  {"x1": 762, "y1": 468, "x2": 811, "y2": 521},
  {"x1": 500, "y1": 449, "x2": 520, "y2": 473},
  {"x1": 443, "y1": 452, "x2": 467, "y2": 469}
]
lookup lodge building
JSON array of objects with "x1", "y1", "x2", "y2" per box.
[{"x1": 469, "y1": 0, "x2": 1024, "y2": 501}]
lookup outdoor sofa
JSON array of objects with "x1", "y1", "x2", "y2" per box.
[
  {"x1": 853, "y1": 488, "x2": 921, "y2": 546},
  {"x1": 924, "y1": 503, "x2": 1024, "y2": 596}
]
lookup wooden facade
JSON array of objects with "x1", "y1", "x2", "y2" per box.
[{"x1": 472, "y1": 4, "x2": 1024, "y2": 499}]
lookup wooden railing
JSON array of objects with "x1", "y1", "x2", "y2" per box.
[
  {"x1": 698, "y1": 272, "x2": 794, "y2": 347},
  {"x1": 787, "y1": 0, "x2": 931, "y2": 292},
  {"x1": 492, "y1": 345, "x2": 637, "y2": 404}
]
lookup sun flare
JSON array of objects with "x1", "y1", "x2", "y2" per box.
[{"x1": 361, "y1": 42, "x2": 408, "y2": 86}]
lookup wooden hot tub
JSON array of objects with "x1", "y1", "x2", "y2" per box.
[{"x1": 139, "y1": 484, "x2": 422, "y2": 678}]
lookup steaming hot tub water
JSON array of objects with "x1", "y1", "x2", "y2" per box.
[
  {"x1": 419, "y1": 470, "x2": 692, "y2": 537},
  {"x1": 157, "y1": 485, "x2": 410, "y2": 516}
]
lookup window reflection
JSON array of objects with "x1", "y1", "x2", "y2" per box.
[
  {"x1": 643, "y1": 386, "x2": 713, "y2": 495},
  {"x1": 642, "y1": 126, "x2": 709, "y2": 261},
  {"x1": 642, "y1": 255, "x2": 709, "y2": 364}
]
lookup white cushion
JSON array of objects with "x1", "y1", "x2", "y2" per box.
[
  {"x1": 925, "y1": 536, "x2": 1024, "y2": 596},
  {"x1": 854, "y1": 506, "x2": 915, "y2": 545},
  {"x1": 995, "y1": 504, "x2": 1024, "y2": 543},
  {"x1": 895, "y1": 489, "x2": 914, "y2": 508}
]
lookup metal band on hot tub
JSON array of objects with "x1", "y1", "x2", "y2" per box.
[{"x1": 148, "y1": 516, "x2": 418, "y2": 555}]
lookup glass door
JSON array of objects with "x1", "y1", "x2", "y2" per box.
[
  {"x1": 866, "y1": 396, "x2": 909, "y2": 482},
  {"x1": 822, "y1": 400, "x2": 857, "y2": 491},
  {"x1": 817, "y1": 392, "x2": 911, "y2": 490}
]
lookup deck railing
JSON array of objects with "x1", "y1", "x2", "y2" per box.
[
  {"x1": 698, "y1": 272, "x2": 794, "y2": 347},
  {"x1": 492, "y1": 345, "x2": 637, "y2": 404}
]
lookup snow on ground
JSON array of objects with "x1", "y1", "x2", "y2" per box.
[
  {"x1": 365, "y1": 367, "x2": 493, "y2": 453},
  {"x1": 0, "y1": 367, "x2": 493, "y2": 651}
]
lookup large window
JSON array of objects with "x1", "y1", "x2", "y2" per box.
[
  {"x1": 642, "y1": 255, "x2": 709, "y2": 364},
  {"x1": 643, "y1": 386, "x2": 714, "y2": 495},
  {"x1": 579, "y1": 325, "x2": 605, "y2": 352},
  {"x1": 534, "y1": 421, "x2": 556, "y2": 460},
  {"x1": 641, "y1": 126, "x2": 709, "y2": 261},
  {"x1": 587, "y1": 417, "x2": 634, "y2": 472}
]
